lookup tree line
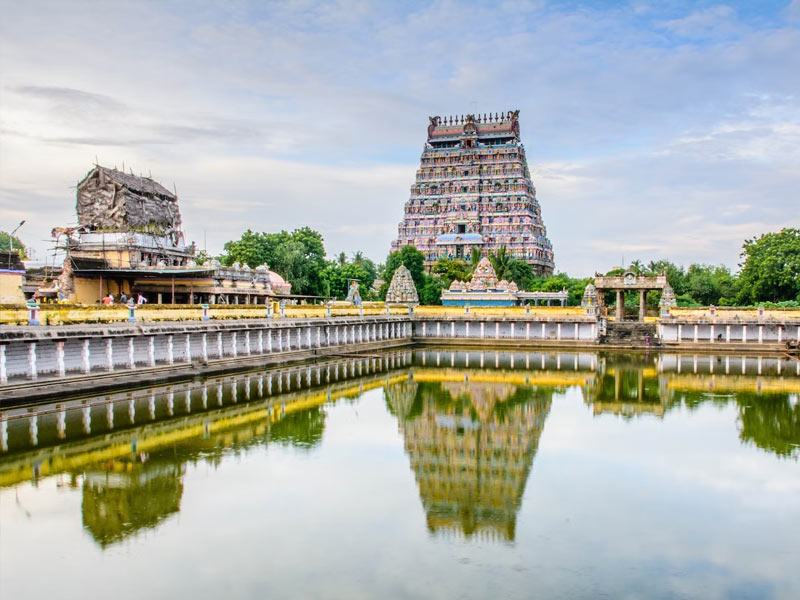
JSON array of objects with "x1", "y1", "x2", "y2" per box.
[{"x1": 214, "y1": 227, "x2": 799, "y2": 306}]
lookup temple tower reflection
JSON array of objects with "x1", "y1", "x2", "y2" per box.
[{"x1": 388, "y1": 372, "x2": 551, "y2": 542}]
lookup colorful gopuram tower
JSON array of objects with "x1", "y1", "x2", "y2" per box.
[{"x1": 392, "y1": 111, "x2": 555, "y2": 275}]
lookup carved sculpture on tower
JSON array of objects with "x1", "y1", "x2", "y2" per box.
[{"x1": 385, "y1": 264, "x2": 419, "y2": 305}]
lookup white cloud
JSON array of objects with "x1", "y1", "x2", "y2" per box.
[{"x1": 0, "y1": 0, "x2": 798, "y2": 273}]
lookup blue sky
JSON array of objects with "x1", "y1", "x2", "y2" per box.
[{"x1": 1, "y1": 0, "x2": 798, "y2": 275}]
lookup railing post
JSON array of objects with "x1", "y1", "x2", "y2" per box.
[{"x1": 27, "y1": 301, "x2": 40, "y2": 326}]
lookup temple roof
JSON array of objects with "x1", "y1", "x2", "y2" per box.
[
  {"x1": 427, "y1": 111, "x2": 519, "y2": 141},
  {"x1": 78, "y1": 166, "x2": 176, "y2": 200}
]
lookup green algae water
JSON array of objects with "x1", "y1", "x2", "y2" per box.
[{"x1": 1, "y1": 349, "x2": 799, "y2": 599}]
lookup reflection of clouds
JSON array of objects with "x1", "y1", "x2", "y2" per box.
[{"x1": 545, "y1": 392, "x2": 800, "y2": 509}]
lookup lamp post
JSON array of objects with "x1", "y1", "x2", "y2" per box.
[{"x1": 7, "y1": 220, "x2": 25, "y2": 269}]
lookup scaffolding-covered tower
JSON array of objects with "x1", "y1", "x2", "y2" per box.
[{"x1": 391, "y1": 111, "x2": 555, "y2": 275}]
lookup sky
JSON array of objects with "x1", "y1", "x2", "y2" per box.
[{"x1": 1, "y1": 0, "x2": 799, "y2": 276}]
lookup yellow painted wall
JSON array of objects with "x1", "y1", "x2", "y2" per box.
[
  {"x1": 8, "y1": 301, "x2": 796, "y2": 327},
  {"x1": 73, "y1": 276, "x2": 133, "y2": 304},
  {"x1": 0, "y1": 272, "x2": 26, "y2": 305},
  {"x1": 414, "y1": 305, "x2": 587, "y2": 318}
]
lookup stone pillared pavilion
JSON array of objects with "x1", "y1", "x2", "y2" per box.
[
  {"x1": 385, "y1": 264, "x2": 419, "y2": 305},
  {"x1": 391, "y1": 111, "x2": 554, "y2": 275}
]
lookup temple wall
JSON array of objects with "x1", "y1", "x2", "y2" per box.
[
  {"x1": 658, "y1": 321, "x2": 800, "y2": 345},
  {"x1": 0, "y1": 272, "x2": 26, "y2": 305},
  {"x1": 0, "y1": 317, "x2": 413, "y2": 389}
]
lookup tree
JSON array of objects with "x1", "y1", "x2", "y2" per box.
[
  {"x1": 489, "y1": 246, "x2": 513, "y2": 281},
  {"x1": 685, "y1": 264, "x2": 716, "y2": 306},
  {"x1": 420, "y1": 276, "x2": 444, "y2": 305},
  {"x1": 0, "y1": 232, "x2": 27, "y2": 258},
  {"x1": 738, "y1": 228, "x2": 800, "y2": 304},
  {"x1": 470, "y1": 247, "x2": 481, "y2": 268},
  {"x1": 221, "y1": 227, "x2": 328, "y2": 296},
  {"x1": 273, "y1": 239, "x2": 309, "y2": 292},
  {"x1": 432, "y1": 258, "x2": 472, "y2": 287},
  {"x1": 506, "y1": 260, "x2": 535, "y2": 290},
  {"x1": 351, "y1": 251, "x2": 377, "y2": 284},
  {"x1": 382, "y1": 246, "x2": 426, "y2": 292}
]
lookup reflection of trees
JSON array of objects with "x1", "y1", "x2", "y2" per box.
[
  {"x1": 737, "y1": 393, "x2": 800, "y2": 458},
  {"x1": 81, "y1": 462, "x2": 184, "y2": 547},
  {"x1": 269, "y1": 406, "x2": 326, "y2": 450},
  {"x1": 391, "y1": 376, "x2": 551, "y2": 542}
]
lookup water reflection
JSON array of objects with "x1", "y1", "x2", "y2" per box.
[
  {"x1": 82, "y1": 461, "x2": 184, "y2": 547},
  {"x1": 1, "y1": 348, "x2": 799, "y2": 550},
  {"x1": 387, "y1": 375, "x2": 551, "y2": 542},
  {"x1": 0, "y1": 351, "x2": 413, "y2": 546}
]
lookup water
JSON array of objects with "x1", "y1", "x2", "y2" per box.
[{"x1": 1, "y1": 349, "x2": 799, "y2": 599}]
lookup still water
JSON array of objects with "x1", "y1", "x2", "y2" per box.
[{"x1": 1, "y1": 349, "x2": 799, "y2": 599}]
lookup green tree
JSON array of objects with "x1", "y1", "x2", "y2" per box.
[
  {"x1": 221, "y1": 227, "x2": 328, "y2": 296},
  {"x1": 489, "y1": 246, "x2": 513, "y2": 281},
  {"x1": 420, "y1": 275, "x2": 444, "y2": 305},
  {"x1": 351, "y1": 251, "x2": 377, "y2": 284},
  {"x1": 321, "y1": 260, "x2": 375, "y2": 300},
  {"x1": 0, "y1": 231, "x2": 27, "y2": 258},
  {"x1": 506, "y1": 260, "x2": 535, "y2": 290},
  {"x1": 382, "y1": 246, "x2": 426, "y2": 293},
  {"x1": 685, "y1": 264, "x2": 716, "y2": 306},
  {"x1": 273, "y1": 239, "x2": 309, "y2": 292},
  {"x1": 432, "y1": 258, "x2": 472, "y2": 287},
  {"x1": 470, "y1": 247, "x2": 482, "y2": 268},
  {"x1": 738, "y1": 228, "x2": 800, "y2": 304}
]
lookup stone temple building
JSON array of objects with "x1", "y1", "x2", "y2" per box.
[
  {"x1": 391, "y1": 111, "x2": 555, "y2": 275},
  {"x1": 51, "y1": 165, "x2": 292, "y2": 304}
]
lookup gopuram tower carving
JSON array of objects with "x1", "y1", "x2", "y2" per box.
[{"x1": 391, "y1": 111, "x2": 555, "y2": 276}]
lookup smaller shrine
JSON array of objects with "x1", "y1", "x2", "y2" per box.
[
  {"x1": 658, "y1": 283, "x2": 677, "y2": 317},
  {"x1": 581, "y1": 283, "x2": 600, "y2": 316},
  {"x1": 385, "y1": 265, "x2": 419, "y2": 305},
  {"x1": 345, "y1": 279, "x2": 362, "y2": 305},
  {"x1": 441, "y1": 257, "x2": 518, "y2": 307}
]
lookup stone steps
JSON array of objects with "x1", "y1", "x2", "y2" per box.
[{"x1": 601, "y1": 321, "x2": 658, "y2": 346}]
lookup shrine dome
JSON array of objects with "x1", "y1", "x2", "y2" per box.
[{"x1": 267, "y1": 270, "x2": 292, "y2": 295}]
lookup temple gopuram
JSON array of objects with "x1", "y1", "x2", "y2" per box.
[{"x1": 392, "y1": 110, "x2": 555, "y2": 275}]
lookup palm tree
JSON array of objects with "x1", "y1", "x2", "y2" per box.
[
  {"x1": 337, "y1": 251, "x2": 347, "y2": 266},
  {"x1": 351, "y1": 250, "x2": 365, "y2": 266},
  {"x1": 490, "y1": 246, "x2": 512, "y2": 281}
]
